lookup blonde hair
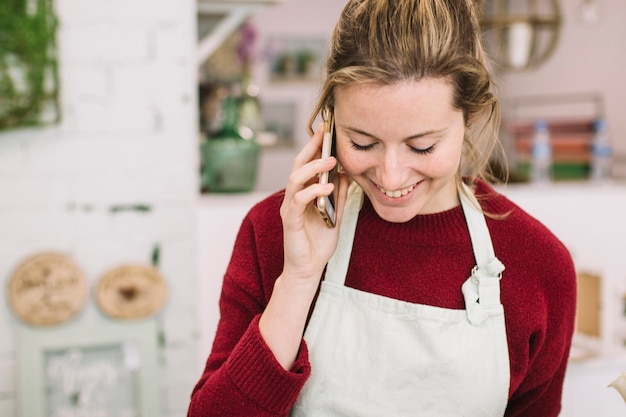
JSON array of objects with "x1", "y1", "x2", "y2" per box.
[{"x1": 307, "y1": 0, "x2": 506, "y2": 185}]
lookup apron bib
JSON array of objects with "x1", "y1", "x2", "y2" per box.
[{"x1": 291, "y1": 183, "x2": 510, "y2": 417}]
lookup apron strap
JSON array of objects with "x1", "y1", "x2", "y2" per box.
[
  {"x1": 325, "y1": 182, "x2": 363, "y2": 285},
  {"x1": 459, "y1": 182, "x2": 505, "y2": 324},
  {"x1": 459, "y1": 183, "x2": 499, "y2": 270}
]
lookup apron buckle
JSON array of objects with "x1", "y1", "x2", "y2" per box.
[{"x1": 470, "y1": 262, "x2": 504, "y2": 284}]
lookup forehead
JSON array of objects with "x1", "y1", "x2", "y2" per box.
[
  {"x1": 335, "y1": 77, "x2": 454, "y2": 106},
  {"x1": 333, "y1": 78, "x2": 460, "y2": 128}
]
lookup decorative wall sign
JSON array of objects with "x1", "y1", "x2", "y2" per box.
[
  {"x1": 17, "y1": 321, "x2": 161, "y2": 417},
  {"x1": 7, "y1": 252, "x2": 88, "y2": 326},
  {"x1": 96, "y1": 264, "x2": 167, "y2": 320},
  {"x1": 45, "y1": 344, "x2": 138, "y2": 413}
]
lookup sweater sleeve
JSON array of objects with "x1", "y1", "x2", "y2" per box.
[
  {"x1": 188, "y1": 205, "x2": 311, "y2": 417},
  {"x1": 504, "y1": 232, "x2": 577, "y2": 416},
  {"x1": 477, "y1": 182, "x2": 577, "y2": 416}
]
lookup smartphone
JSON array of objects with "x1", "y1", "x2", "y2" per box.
[{"x1": 316, "y1": 108, "x2": 339, "y2": 227}]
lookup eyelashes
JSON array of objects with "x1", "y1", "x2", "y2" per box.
[
  {"x1": 409, "y1": 145, "x2": 435, "y2": 155},
  {"x1": 350, "y1": 142, "x2": 435, "y2": 155},
  {"x1": 350, "y1": 142, "x2": 375, "y2": 151}
]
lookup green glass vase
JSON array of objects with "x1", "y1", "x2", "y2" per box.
[{"x1": 201, "y1": 95, "x2": 260, "y2": 193}]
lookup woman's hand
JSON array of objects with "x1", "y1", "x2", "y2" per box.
[
  {"x1": 259, "y1": 123, "x2": 349, "y2": 370},
  {"x1": 280, "y1": 123, "x2": 349, "y2": 284}
]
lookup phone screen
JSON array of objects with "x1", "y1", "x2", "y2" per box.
[{"x1": 316, "y1": 109, "x2": 338, "y2": 227}]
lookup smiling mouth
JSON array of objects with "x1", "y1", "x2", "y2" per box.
[{"x1": 376, "y1": 183, "x2": 417, "y2": 198}]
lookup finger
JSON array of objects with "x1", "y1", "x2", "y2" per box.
[
  {"x1": 291, "y1": 122, "x2": 325, "y2": 171},
  {"x1": 281, "y1": 181, "x2": 334, "y2": 228},
  {"x1": 295, "y1": 156, "x2": 337, "y2": 187},
  {"x1": 285, "y1": 159, "x2": 336, "y2": 208},
  {"x1": 284, "y1": 153, "x2": 337, "y2": 205}
]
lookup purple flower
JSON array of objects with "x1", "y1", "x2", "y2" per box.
[{"x1": 236, "y1": 21, "x2": 257, "y2": 68}]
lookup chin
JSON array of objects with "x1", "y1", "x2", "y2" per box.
[{"x1": 372, "y1": 204, "x2": 419, "y2": 223}]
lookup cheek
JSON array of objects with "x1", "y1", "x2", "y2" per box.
[
  {"x1": 430, "y1": 139, "x2": 464, "y2": 175},
  {"x1": 336, "y1": 144, "x2": 362, "y2": 174},
  {"x1": 408, "y1": 149, "x2": 462, "y2": 180},
  {"x1": 336, "y1": 147, "x2": 380, "y2": 178},
  {"x1": 431, "y1": 150, "x2": 462, "y2": 175}
]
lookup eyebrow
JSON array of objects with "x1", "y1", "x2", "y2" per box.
[{"x1": 342, "y1": 125, "x2": 444, "y2": 141}]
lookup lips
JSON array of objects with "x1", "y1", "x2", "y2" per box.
[{"x1": 376, "y1": 183, "x2": 416, "y2": 198}]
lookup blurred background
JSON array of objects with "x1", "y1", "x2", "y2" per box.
[{"x1": 1, "y1": 0, "x2": 625, "y2": 415}]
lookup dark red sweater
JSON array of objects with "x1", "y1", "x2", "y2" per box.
[{"x1": 188, "y1": 181, "x2": 576, "y2": 416}]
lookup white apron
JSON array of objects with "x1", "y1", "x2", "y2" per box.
[{"x1": 291, "y1": 183, "x2": 510, "y2": 417}]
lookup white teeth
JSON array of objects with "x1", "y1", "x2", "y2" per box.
[{"x1": 378, "y1": 184, "x2": 414, "y2": 198}]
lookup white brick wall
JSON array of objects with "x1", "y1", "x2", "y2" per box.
[{"x1": 0, "y1": 0, "x2": 199, "y2": 415}]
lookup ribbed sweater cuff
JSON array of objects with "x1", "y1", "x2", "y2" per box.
[{"x1": 226, "y1": 314, "x2": 311, "y2": 414}]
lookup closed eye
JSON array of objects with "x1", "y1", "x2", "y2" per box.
[
  {"x1": 410, "y1": 144, "x2": 435, "y2": 155},
  {"x1": 351, "y1": 141, "x2": 436, "y2": 155},
  {"x1": 350, "y1": 141, "x2": 376, "y2": 151}
]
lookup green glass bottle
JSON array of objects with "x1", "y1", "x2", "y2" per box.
[{"x1": 200, "y1": 92, "x2": 260, "y2": 193}]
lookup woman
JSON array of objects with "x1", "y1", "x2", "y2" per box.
[{"x1": 188, "y1": 0, "x2": 576, "y2": 416}]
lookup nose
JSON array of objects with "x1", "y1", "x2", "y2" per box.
[{"x1": 378, "y1": 149, "x2": 406, "y2": 191}]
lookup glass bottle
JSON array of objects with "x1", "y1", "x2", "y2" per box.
[
  {"x1": 200, "y1": 90, "x2": 260, "y2": 193},
  {"x1": 529, "y1": 119, "x2": 552, "y2": 183},
  {"x1": 589, "y1": 117, "x2": 612, "y2": 181}
]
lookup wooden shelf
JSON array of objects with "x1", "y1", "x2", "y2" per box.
[{"x1": 503, "y1": 93, "x2": 604, "y2": 181}]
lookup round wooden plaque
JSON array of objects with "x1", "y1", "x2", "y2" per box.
[
  {"x1": 7, "y1": 252, "x2": 88, "y2": 326},
  {"x1": 96, "y1": 264, "x2": 167, "y2": 320}
]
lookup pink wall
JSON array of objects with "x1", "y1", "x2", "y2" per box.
[{"x1": 497, "y1": 0, "x2": 626, "y2": 176}]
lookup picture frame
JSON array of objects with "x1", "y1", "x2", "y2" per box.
[
  {"x1": 258, "y1": 100, "x2": 298, "y2": 147},
  {"x1": 16, "y1": 320, "x2": 161, "y2": 417}
]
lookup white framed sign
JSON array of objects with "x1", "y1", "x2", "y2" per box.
[{"x1": 16, "y1": 320, "x2": 161, "y2": 417}]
